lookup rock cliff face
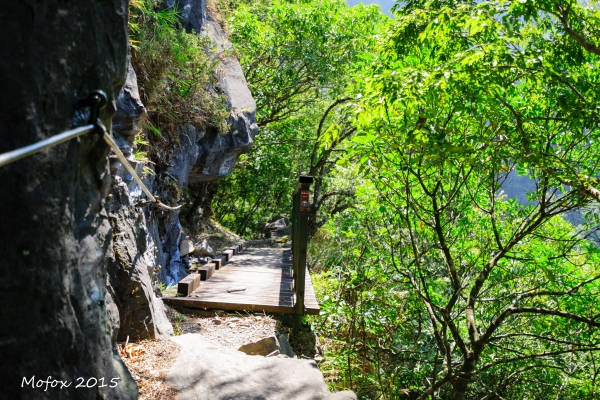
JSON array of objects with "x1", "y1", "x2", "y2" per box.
[
  {"x1": 159, "y1": 0, "x2": 257, "y2": 185},
  {"x1": 162, "y1": 0, "x2": 207, "y2": 35},
  {"x1": 106, "y1": 175, "x2": 174, "y2": 342},
  {"x1": 190, "y1": 11, "x2": 258, "y2": 183},
  {"x1": 153, "y1": 5, "x2": 258, "y2": 284},
  {"x1": 107, "y1": 0, "x2": 257, "y2": 342},
  {"x1": 118, "y1": 1, "x2": 256, "y2": 283},
  {"x1": 108, "y1": 58, "x2": 174, "y2": 342},
  {"x1": 0, "y1": 1, "x2": 137, "y2": 399}
]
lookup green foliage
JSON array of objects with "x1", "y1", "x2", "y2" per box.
[
  {"x1": 310, "y1": 193, "x2": 425, "y2": 398},
  {"x1": 213, "y1": 0, "x2": 386, "y2": 237},
  {"x1": 159, "y1": 281, "x2": 176, "y2": 295},
  {"x1": 132, "y1": 133, "x2": 149, "y2": 162},
  {"x1": 132, "y1": 133, "x2": 155, "y2": 177},
  {"x1": 229, "y1": 0, "x2": 385, "y2": 126},
  {"x1": 326, "y1": 0, "x2": 600, "y2": 397},
  {"x1": 314, "y1": 185, "x2": 600, "y2": 398}
]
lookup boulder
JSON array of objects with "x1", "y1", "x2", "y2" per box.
[
  {"x1": 0, "y1": 0, "x2": 138, "y2": 398},
  {"x1": 192, "y1": 238, "x2": 215, "y2": 257},
  {"x1": 238, "y1": 336, "x2": 280, "y2": 356},
  {"x1": 263, "y1": 217, "x2": 292, "y2": 239},
  {"x1": 180, "y1": 239, "x2": 195, "y2": 256},
  {"x1": 169, "y1": 334, "x2": 348, "y2": 399}
]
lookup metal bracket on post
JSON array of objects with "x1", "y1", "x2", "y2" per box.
[
  {"x1": 292, "y1": 175, "x2": 313, "y2": 333},
  {"x1": 78, "y1": 90, "x2": 108, "y2": 133}
]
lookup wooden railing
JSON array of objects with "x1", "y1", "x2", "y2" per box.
[{"x1": 291, "y1": 175, "x2": 313, "y2": 332}]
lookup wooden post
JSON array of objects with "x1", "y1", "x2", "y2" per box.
[{"x1": 292, "y1": 175, "x2": 313, "y2": 333}]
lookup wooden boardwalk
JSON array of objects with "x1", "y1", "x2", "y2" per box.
[{"x1": 163, "y1": 248, "x2": 320, "y2": 315}]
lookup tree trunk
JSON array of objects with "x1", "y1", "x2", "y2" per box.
[{"x1": 450, "y1": 360, "x2": 476, "y2": 399}]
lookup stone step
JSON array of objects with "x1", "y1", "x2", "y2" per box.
[{"x1": 168, "y1": 334, "x2": 357, "y2": 400}]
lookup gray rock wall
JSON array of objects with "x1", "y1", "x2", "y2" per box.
[
  {"x1": 160, "y1": 0, "x2": 258, "y2": 184},
  {"x1": 157, "y1": 7, "x2": 259, "y2": 283},
  {"x1": 106, "y1": 177, "x2": 174, "y2": 341},
  {"x1": 162, "y1": 0, "x2": 207, "y2": 35},
  {"x1": 109, "y1": 58, "x2": 174, "y2": 340},
  {"x1": 190, "y1": 10, "x2": 258, "y2": 183},
  {"x1": 0, "y1": 1, "x2": 137, "y2": 399}
]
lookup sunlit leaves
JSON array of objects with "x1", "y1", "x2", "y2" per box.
[
  {"x1": 229, "y1": 0, "x2": 386, "y2": 126},
  {"x1": 213, "y1": 0, "x2": 385, "y2": 236}
]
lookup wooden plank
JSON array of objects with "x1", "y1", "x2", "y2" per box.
[
  {"x1": 177, "y1": 274, "x2": 200, "y2": 297},
  {"x1": 223, "y1": 250, "x2": 233, "y2": 261},
  {"x1": 200, "y1": 269, "x2": 292, "y2": 278},
  {"x1": 211, "y1": 257, "x2": 222, "y2": 270},
  {"x1": 163, "y1": 248, "x2": 320, "y2": 315},
  {"x1": 163, "y1": 297, "x2": 321, "y2": 315},
  {"x1": 198, "y1": 263, "x2": 215, "y2": 281},
  {"x1": 163, "y1": 297, "x2": 297, "y2": 314},
  {"x1": 217, "y1": 255, "x2": 229, "y2": 267}
]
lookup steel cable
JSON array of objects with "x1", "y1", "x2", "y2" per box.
[{"x1": 0, "y1": 91, "x2": 181, "y2": 211}]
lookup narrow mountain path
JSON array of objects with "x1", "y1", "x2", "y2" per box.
[
  {"x1": 121, "y1": 307, "x2": 355, "y2": 399},
  {"x1": 167, "y1": 333, "x2": 355, "y2": 400}
]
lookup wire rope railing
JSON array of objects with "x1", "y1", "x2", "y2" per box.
[{"x1": 0, "y1": 90, "x2": 181, "y2": 211}]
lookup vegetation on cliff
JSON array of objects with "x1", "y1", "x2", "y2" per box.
[
  {"x1": 216, "y1": 0, "x2": 600, "y2": 398},
  {"x1": 129, "y1": 0, "x2": 228, "y2": 170}
]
